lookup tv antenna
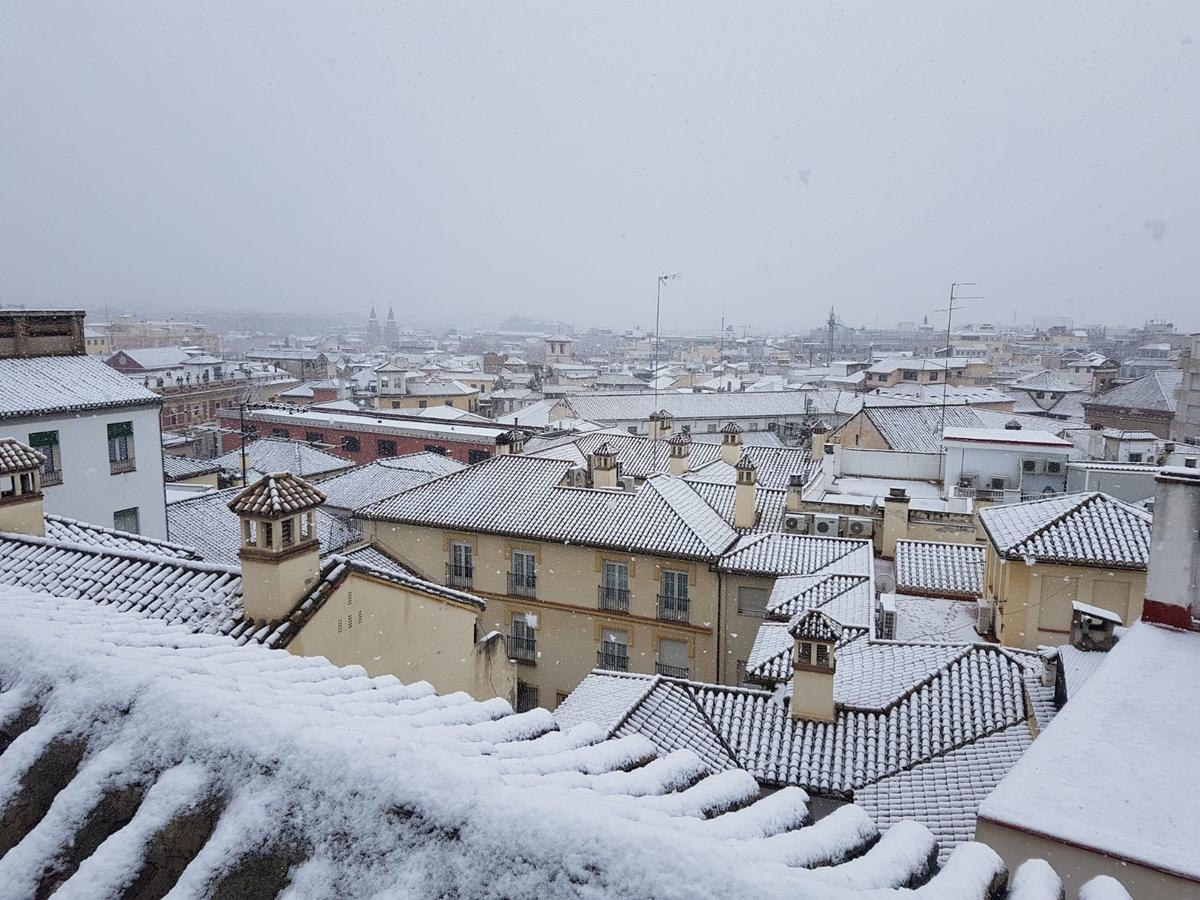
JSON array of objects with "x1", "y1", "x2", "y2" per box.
[
  {"x1": 934, "y1": 282, "x2": 985, "y2": 437},
  {"x1": 652, "y1": 272, "x2": 681, "y2": 426}
]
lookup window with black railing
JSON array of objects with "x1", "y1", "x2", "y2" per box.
[
  {"x1": 656, "y1": 595, "x2": 690, "y2": 622},
  {"x1": 655, "y1": 662, "x2": 689, "y2": 678},
  {"x1": 507, "y1": 632, "x2": 537, "y2": 663},
  {"x1": 515, "y1": 681, "x2": 539, "y2": 713},
  {"x1": 597, "y1": 647, "x2": 629, "y2": 671},
  {"x1": 597, "y1": 584, "x2": 630, "y2": 612},
  {"x1": 507, "y1": 571, "x2": 537, "y2": 597}
]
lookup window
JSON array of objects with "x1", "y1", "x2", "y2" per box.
[
  {"x1": 816, "y1": 643, "x2": 830, "y2": 666},
  {"x1": 929, "y1": 371, "x2": 939, "y2": 381},
  {"x1": 600, "y1": 561, "x2": 629, "y2": 611},
  {"x1": 418, "y1": 400, "x2": 428, "y2": 409},
  {"x1": 425, "y1": 444, "x2": 448, "y2": 455},
  {"x1": 903, "y1": 369, "x2": 918, "y2": 380},
  {"x1": 28, "y1": 430, "x2": 62, "y2": 485},
  {"x1": 445, "y1": 400, "x2": 453, "y2": 407},
  {"x1": 599, "y1": 628, "x2": 629, "y2": 671},
  {"x1": 305, "y1": 431, "x2": 325, "y2": 445},
  {"x1": 509, "y1": 550, "x2": 536, "y2": 597},
  {"x1": 468, "y1": 449, "x2": 491, "y2": 464},
  {"x1": 656, "y1": 638, "x2": 689, "y2": 678},
  {"x1": 377, "y1": 439, "x2": 397, "y2": 457},
  {"x1": 107, "y1": 422, "x2": 136, "y2": 474},
  {"x1": 659, "y1": 570, "x2": 689, "y2": 622},
  {"x1": 515, "y1": 681, "x2": 539, "y2": 713},
  {"x1": 448, "y1": 541, "x2": 473, "y2": 587},
  {"x1": 799, "y1": 641, "x2": 813, "y2": 664},
  {"x1": 1128, "y1": 452, "x2": 1143, "y2": 463},
  {"x1": 508, "y1": 612, "x2": 537, "y2": 661},
  {"x1": 113, "y1": 507, "x2": 140, "y2": 534},
  {"x1": 271, "y1": 427, "x2": 291, "y2": 439},
  {"x1": 342, "y1": 435, "x2": 361, "y2": 453},
  {"x1": 555, "y1": 691, "x2": 569, "y2": 707},
  {"x1": 737, "y1": 586, "x2": 768, "y2": 617},
  {"x1": 281, "y1": 518, "x2": 294, "y2": 546}
]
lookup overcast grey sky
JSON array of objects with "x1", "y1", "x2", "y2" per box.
[{"x1": 1, "y1": 2, "x2": 1196, "y2": 332}]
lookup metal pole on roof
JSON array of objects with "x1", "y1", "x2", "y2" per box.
[
  {"x1": 936, "y1": 282, "x2": 984, "y2": 440},
  {"x1": 653, "y1": 273, "x2": 681, "y2": 437}
]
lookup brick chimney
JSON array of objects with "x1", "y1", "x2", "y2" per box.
[
  {"x1": 1142, "y1": 466, "x2": 1200, "y2": 629},
  {"x1": 719, "y1": 422, "x2": 743, "y2": 465},
  {"x1": 228, "y1": 472, "x2": 325, "y2": 623},
  {"x1": 734, "y1": 454, "x2": 758, "y2": 529},
  {"x1": 0, "y1": 438, "x2": 46, "y2": 537},
  {"x1": 789, "y1": 610, "x2": 840, "y2": 722},
  {"x1": 590, "y1": 443, "x2": 618, "y2": 489},
  {"x1": 667, "y1": 431, "x2": 691, "y2": 477}
]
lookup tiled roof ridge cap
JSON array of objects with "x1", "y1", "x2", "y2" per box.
[
  {"x1": 0, "y1": 529, "x2": 243, "y2": 577},
  {"x1": 44, "y1": 514, "x2": 204, "y2": 556}
]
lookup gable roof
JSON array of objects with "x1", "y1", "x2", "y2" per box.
[
  {"x1": 1083, "y1": 369, "x2": 1183, "y2": 413},
  {"x1": 162, "y1": 454, "x2": 223, "y2": 482},
  {"x1": 895, "y1": 540, "x2": 985, "y2": 598},
  {"x1": 212, "y1": 437, "x2": 355, "y2": 481},
  {"x1": 0, "y1": 355, "x2": 161, "y2": 419},
  {"x1": 716, "y1": 533, "x2": 871, "y2": 576},
  {"x1": 1007, "y1": 369, "x2": 1084, "y2": 394},
  {"x1": 42, "y1": 513, "x2": 203, "y2": 560},
  {"x1": 106, "y1": 346, "x2": 193, "y2": 369},
  {"x1": 360, "y1": 455, "x2": 739, "y2": 560},
  {"x1": 978, "y1": 492, "x2": 1152, "y2": 569},
  {"x1": 316, "y1": 455, "x2": 467, "y2": 511}
]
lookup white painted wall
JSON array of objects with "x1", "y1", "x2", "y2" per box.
[
  {"x1": 11, "y1": 405, "x2": 167, "y2": 538},
  {"x1": 943, "y1": 442, "x2": 1071, "y2": 499}
]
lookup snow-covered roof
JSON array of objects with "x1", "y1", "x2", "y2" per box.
[
  {"x1": 362, "y1": 456, "x2": 740, "y2": 560},
  {"x1": 0, "y1": 437, "x2": 44, "y2": 474},
  {"x1": 162, "y1": 455, "x2": 223, "y2": 482},
  {"x1": 105, "y1": 346, "x2": 194, "y2": 369},
  {"x1": 0, "y1": 354, "x2": 161, "y2": 419},
  {"x1": 168, "y1": 487, "x2": 359, "y2": 566},
  {"x1": 895, "y1": 540, "x2": 985, "y2": 598},
  {"x1": 717, "y1": 533, "x2": 872, "y2": 576},
  {"x1": 239, "y1": 406, "x2": 505, "y2": 443},
  {"x1": 942, "y1": 427, "x2": 1073, "y2": 448},
  {"x1": 845, "y1": 406, "x2": 1069, "y2": 454},
  {"x1": 891, "y1": 596, "x2": 981, "y2": 643},
  {"x1": 1056, "y1": 645, "x2": 1109, "y2": 702},
  {"x1": 979, "y1": 621, "x2": 1200, "y2": 883},
  {"x1": 228, "y1": 472, "x2": 327, "y2": 517},
  {"x1": 562, "y1": 390, "x2": 861, "y2": 423},
  {"x1": 212, "y1": 437, "x2": 355, "y2": 480},
  {"x1": 1082, "y1": 370, "x2": 1182, "y2": 413},
  {"x1": 978, "y1": 492, "x2": 1152, "y2": 569},
  {"x1": 1007, "y1": 369, "x2": 1084, "y2": 394},
  {"x1": 316, "y1": 454, "x2": 467, "y2": 511},
  {"x1": 42, "y1": 513, "x2": 203, "y2": 560}
]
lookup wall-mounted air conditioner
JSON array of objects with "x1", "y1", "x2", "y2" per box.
[
  {"x1": 812, "y1": 513, "x2": 840, "y2": 537},
  {"x1": 845, "y1": 516, "x2": 874, "y2": 538},
  {"x1": 1021, "y1": 458, "x2": 1044, "y2": 475},
  {"x1": 1045, "y1": 460, "x2": 1064, "y2": 475},
  {"x1": 783, "y1": 513, "x2": 813, "y2": 534},
  {"x1": 876, "y1": 594, "x2": 897, "y2": 640},
  {"x1": 975, "y1": 600, "x2": 993, "y2": 636}
]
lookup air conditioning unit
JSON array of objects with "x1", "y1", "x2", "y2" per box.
[
  {"x1": 783, "y1": 513, "x2": 813, "y2": 534},
  {"x1": 812, "y1": 514, "x2": 840, "y2": 537},
  {"x1": 957, "y1": 475, "x2": 977, "y2": 490},
  {"x1": 975, "y1": 600, "x2": 993, "y2": 636},
  {"x1": 846, "y1": 516, "x2": 874, "y2": 538},
  {"x1": 1021, "y1": 458, "x2": 1044, "y2": 475},
  {"x1": 565, "y1": 465, "x2": 588, "y2": 488},
  {"x1": 876, "y1": 594, "x2": 897, "y2": 640},
  {"x1": 619, "y1": 475, "x2": 637, "y2": 492},
  {"x1": 1045, "y1": 460, "x2": 1064, "y2": 475}
]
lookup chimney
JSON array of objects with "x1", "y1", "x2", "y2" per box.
[
  {"x1": 649, "y1": 409, "x2": 673, "y2": 441},
  {"x1": 734, "y1": 455, "x2": 758, "y2": 529},
  {"x1": 881, "y1": 486, "x2": 910, "y2": 559},
  {"x1": 0, "y1": 438, "x2": 46, "y2": 537},
  {"x1": 809, "y1": 422, "x2": 828, "y2": 455},
  {"x1": 228, "y1": 472, "x2": 326, "y2": 624},
  {"x1": 667, "y1": 431, "x2": 691, "y2": 477},
  {"x1": 1142, "y1": 466, "x2": 1200, "y2": 629},
  {"x1": 719, "y1": 422, "x2": 743, "y2": 465},
  {"x1": 1037, "y1": 646, "x2": 1059, "y2": 688},
  {"x1": 789, "y1": 610, "x2": 840, "y2": 723},
  {"x1": 786, "y1": 473, "x2": 805, "y2": 513},
  {"x1": 590, "y1": 443, "x2": 618, "y2": 489}
]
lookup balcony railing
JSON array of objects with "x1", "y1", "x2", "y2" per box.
[
  {"x1": 507, "y1": 571, "x2": 537, "y2": 598},
  {"x1": 109, "y1": 457, "x2": 137, "y2": 475},
  {"x1": 655, "y1": 663, "x2": 689, "y2": 679},
  {"x1": 445, "y1": 563, "x2": 474, "y2": 589},
  {"x1": 42, "y1": 470, "x2": 63, "y2": 487},
  {"x1": 657, "y1": 594, "x2": 690, "y2": 623},
  {"x1": 507, "y1": 633, "x2": 537, "y2": 664},
  {"x1": 597, "y1": 585, "x2": 630, "y2": 613},
  {"x1": 597, "y1": 649, "x2": 629, "y2": 672}
]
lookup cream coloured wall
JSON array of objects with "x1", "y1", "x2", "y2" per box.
[
  {"x1": 366, "y1": 520, "x2": 721, "y2": 704},
  {"x1": 286, "y1": 571, "x2": 512, "y2": 701},
  {"x1": 173, "y1": 472, "x2": 221, "y2": 487},
  {"x1": 718, "y1": 572, "x2": 781, "y2": 684},
  {"x1": 975, "y1": 818, "x2": 1200, "y2": 899},
  {"x1": 385, "y1": 394, "x2": 477, "y2": 412},
  {"x1": 0, "y1": 496, "x2": 45, "y2": 537},
  {"x1": 985, "y1": 548, "x2": 1146, "y2": 650}
]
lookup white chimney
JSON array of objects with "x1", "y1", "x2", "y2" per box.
[
  {"x1": 1142, "y1": 467, "x2": 1200, "y2": 629},
  {"x1": 734, "y1": 455, "x2": 758, "y2": 529}
]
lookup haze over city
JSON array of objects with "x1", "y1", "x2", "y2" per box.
[{"x1": 1, "y1": 1, "x2": 1197, "y2": 330}]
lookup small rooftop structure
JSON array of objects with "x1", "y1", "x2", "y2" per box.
[{"x1": 227, "y1": 472, "x2": 327, "y2": 518}]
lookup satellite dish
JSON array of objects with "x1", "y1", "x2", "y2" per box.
[{"x1": 875, "y1": 573, "x2": 896, "y2": 594}]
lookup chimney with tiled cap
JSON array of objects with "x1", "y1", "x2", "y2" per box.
[
  {"x1": 0, "y1": 437, "x2": 46, "y2": 537},
  {"x1": 789, "y1": 610, "x2": 840, "y2": 722},
  {"x1": 590, "y1": 443, "x2": 618, "y2": 489},
  {"x1": 719, "y1": 422, "x2": 743, "y2": 465},
  {"x1": 497, "y1": 429, "x2": 525, "y2": 456},
  {"x1": 228, "y1": 472, "x2": 326, "y2": 623},
  {"x1": 667, "y1": 431, "x2": 691, "y2": 477},
  {"x1": 1142, "y1": 466, "x2": 1200, "y2": 629},
  {"x1": 809, "y1": 422, "x2": 828, "y2": 455},
  {"x1": 649, "y1": 409, "x2": 673, "y2": 441},
  {"x1": 785, "y1": 473, "x2": 806, "y2": 514},
  {"x1": 734, "y1": 454, "x2": 758, "y2": 529}
]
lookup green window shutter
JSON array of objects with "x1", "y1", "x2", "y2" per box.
[
  {"x1": 28, "y1": 430, "x2": 59, "y2": 447},
  {"x1": 107, "y1": 421, "x2": 134, "y2": 439}
]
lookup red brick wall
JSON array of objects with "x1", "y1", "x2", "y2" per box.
[{"x1": 218, "y1": 412, "x2": 494, "y2": 465}]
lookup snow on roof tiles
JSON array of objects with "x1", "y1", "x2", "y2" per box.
[
  {"x1": 0, "y1": 437, "x2": 44, "y2": 473},
  {"x1": 1007, "y1": 370, "x2": 1084, "y2": 394},
  {"x1": 790, "y1": 609, "x2": 843, "y2": 641},
  {"x1": 0, "y1": 589, "x2": 1047, "y2": 898},
  {"x1": 42, "y1": 514, "x2": 203, "y2": 560},
  {"x1": 978, "y1": 492, "x2": 1152, "y2": 568},
  {"x1": 717, "y1": 533, "x2": 871, "y2": 576},
  {"x1": 211, "y1": 437, "x2": 354, "y2": 480},
  {"x1": 0, "y1": 354, "x2": 160, "y2": 419},
  {"x1": 1082, "y1": 369, "x2": 1182, "y2": 413},
  {"x1": 161, "y1": 455, "x2": 223, "y2": 482},
  {"x1": 562, "y1": 390, "x2": 861, "y2": 423},
  {"x1": 895, "y1": 540, "x2": 985, "y2": 598},
  {"x1": 360, "y1": 456, "x2": 739, "y2": 560},
  {"x1": 316, "y1": 455, "x2": 465, "y2": 511},
  {"x1": 228, "y1": 472, "x2": 327, "y2": 517}
]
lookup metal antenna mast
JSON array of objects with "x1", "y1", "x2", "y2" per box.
[
  {"x1": 652, "y1": 272, "x2": 681, "y2": 431},
  {"x1": 935, "y1": 282, "x2": 985, "y2": 437}
]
